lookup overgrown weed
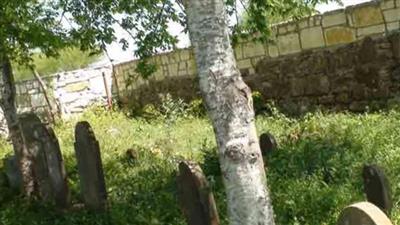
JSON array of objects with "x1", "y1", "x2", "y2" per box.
[{"x1": 0, "y1": 101, "x2": 400, "y2": 224}]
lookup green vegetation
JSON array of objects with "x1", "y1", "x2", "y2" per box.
[
  {"x1": 13, "y1": 48, "x2": 102, "y2": 81},
  {"x1": 1, "y1": 102, "x2": 400, "y2": 225}
]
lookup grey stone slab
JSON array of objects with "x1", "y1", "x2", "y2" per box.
[
  {"x1": 74, "y1": 121, "x2": 107, "y2": 212},
  {"x1": 337, "y1": 202, "x2": 392, "y2": 225},
  {"x1": 19, "y1": 113, "x2": 70, "y2": 208},
  {"x1": 177, "y1": 161, "x2": 219, "y2": 225},
  {"x1": 362, "y1": 165, "x2": 392, "y2": 215}
]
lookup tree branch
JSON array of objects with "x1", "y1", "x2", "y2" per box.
[{"x1": 30, "y1": 68, "x2": 58, "y2": 123}]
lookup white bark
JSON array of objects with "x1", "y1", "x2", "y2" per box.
[
  {"x1": 0, "y1": 56, "x2": 35, "y2": 197},
  {"x1": 185, "y1": 0, "x2": 275, "y2": 224}
]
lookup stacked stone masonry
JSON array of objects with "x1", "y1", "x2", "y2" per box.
[
  {"x1": 113, "y1": 0, "x2": 400, "y2": 111},
  {"x1": 54, "y1": 66, "x2": 113, "y2": 116},
  {"x1": 250, "y1": 33, "x2": 400, "y2": 112},
  {"x1": 1, "y1": 66, "x2": 113, "y2": 124},
  {"x1": 14, "y1": 76, "x2": 55, "y2": 114}
]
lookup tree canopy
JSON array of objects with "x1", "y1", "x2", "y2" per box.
[
  {"x1": 0, "y1": 0, "x2": 69, "y2": 64},
  {"x1": 59, "y1": 0, "x2": 340, "y2": 77},
  {"x1": 1, "y1": 0, "x2": 340, "y2": 75}
]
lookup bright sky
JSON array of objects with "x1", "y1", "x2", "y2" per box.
[{"x1": 99, "y1": 0, "x2": 370, "y2": 65}]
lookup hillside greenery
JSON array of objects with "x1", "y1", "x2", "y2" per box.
[
  {"x1": 12, "y1": 47, "x2": 102, "y2": 81},
  {"x1": 0, "y1": 100, "x2": 399, "y2": 225}
]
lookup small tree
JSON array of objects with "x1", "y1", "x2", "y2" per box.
[{"x1": 0, "y1": 0, "x2": 69, "y2": 197}]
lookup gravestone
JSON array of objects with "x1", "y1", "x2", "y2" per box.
[
  {"x1": 259, "y1": 132, "x2": 278, "y2": 156},
  {"x1": 362, "y1": 165, "x2": 392, "y2": 215},
  {"x1": 126, "y1": 148, "x2": 138, "y2": 162},
  {"x1": 74, "y1": 121, "x2": 107, "y2": 212},
  {"x1": 337, "y1": 202, "x2": 392, "y2": 225},
  {"x1": 177, "y1": 161, "x2": 219, "y2": 225},
  {"x1": 3, "y1": 155, "x2": 22, "y2": 190},
  {"x1": 19, "y1": 113, "x2": 70, "y2": 208}
]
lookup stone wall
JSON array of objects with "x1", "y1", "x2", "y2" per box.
[
  {"x1": 113, "y1": 0, "x2": 400, "y2": 110},
  {"x1": 6, "y1": 66, "x2": 113, "y2": 120},
  {"x1": 0, "y1": 77, "x2": 54, "y2": 137},
  {"x1": 14, "y1": 76, "x2": 55, "y2": 115},
  {"x1": 112, "y1": 48, "x2": 197, "y2": 107},
  {"x1": 250, "y1": 33, "x2": 400, "y2": 113},
  {"x1": 0, "y1": 66, "x2": 113, "y2": 136},
  {"x1": 54, "y1": 66, "x2": 113, "y2": 117}
]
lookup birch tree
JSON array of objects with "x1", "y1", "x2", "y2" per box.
[
  {"x1": 184, "y1": 0, "x2": 275, "y2": 224},
  {"x1": 62, "y1": 0, "x2": 336, "y2": 223}
]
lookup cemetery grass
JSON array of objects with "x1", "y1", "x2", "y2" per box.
[{"x1": 1, "y1": 107, "x2": 400, "y2": 225}]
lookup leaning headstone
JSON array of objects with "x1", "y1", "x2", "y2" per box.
[
  {"x1": 259, "y1": 132, "x2": 278, "y2": 156},
  {"x1": 19, "y1": 113, "x2": 70, "y2": 209},
  {"x1": 74, "y1": 121, "x2": 107, "y2": 212},
  {"x1": 177, "y1": 161, "x2": 219, "y2": 225},
  {"x1": 3, "y1": 155, "x2": 22, "y2": 190},
  {"x1": 337, "y1": 202, "x2": 393, "y2": 225},
  {"x1": 362, "y1": 164, "x2": 392, "y2": 215}
]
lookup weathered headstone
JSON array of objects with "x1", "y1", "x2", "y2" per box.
[
  {"x1": 337, "y1": 202, "x2": 393, "y2": 225},
  {"x1": 259, "y1": 132, "x2": 278, "y2": 156},
  {"x1": 126, "y1": 148, "x2": 138, "y2": 162},
  {"x1": 19, "y1": 113, "x2": 70, "y2": 208},
  {"x1": 74, "y1": 121, "x2": 107, "y2": 212},
  {"x1": 177, "y1": 161, "x2": 219, "y2": 225},
  {"x1": 362, "y1": 164, "x2": 392, "y2": 215},
  {"x1": 3, "y1": 155, "x2": 22, "y2": 190}
]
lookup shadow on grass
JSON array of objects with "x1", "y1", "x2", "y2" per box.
[
  {"x1": 267, "y1": 134, "x2": 379, "y2": 225},
  {"x1": 0, "y1": 150, "x2": 185, "y2": 225},
  {"x1": 198, "y1": 129, "x2": 390, "y2": 225},
  {"x1": 0, "y1": 132, "x2": 396, "y2": 225}
]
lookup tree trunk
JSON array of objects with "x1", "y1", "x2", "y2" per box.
[
  {"x1": 32, "y1": 69, "x2": 56, "y2": 123},
  {"x1": 0, "y1": 56, "x2": 35, "y2": 197},
  {"x1": 185, "y1": 0, "x2": 275, "y2": 224}
]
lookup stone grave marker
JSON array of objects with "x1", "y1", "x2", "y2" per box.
[
  {"x1": 74, "y1": 121, "x2": 107, "y2": 212},
  {"x1": 3, "y1": 155, "x2": 22, "y2": 190},
  {"x1": 19, "y1": 113, "x2": 70, "y2": 208},
  {"x1": 126, "y1": 148, "x2": 138, "y2": 162},
  {"x1": 337, "y1": 202, "x2": 393, "y2": 225},
  {"x1": 259, "y1": 132, "x2": 278, "y2": 156},
  {"x1": 177, "y1": 161, "x2": 219, "y2": 225},
  {"x1": 362, "y1": 164, "x2": 392, "y2": 215}
]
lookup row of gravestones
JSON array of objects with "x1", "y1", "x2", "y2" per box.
[
  {"x1": 2, "y1": 119, "x2": 395, "y2": 225},
  {"x1": 3, "y1": 113, "x2": 107, "y2": 212},
  {"x1": 177, "y1": 161, "x2": 394, "y2": 225},
  {"x1": 176, "y1": 132, "x2": 395, "y2": 225}
]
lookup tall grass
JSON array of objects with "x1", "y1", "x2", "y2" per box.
[{"x1": 0, "y1": 105, "x2": 400, "y2": 225}]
